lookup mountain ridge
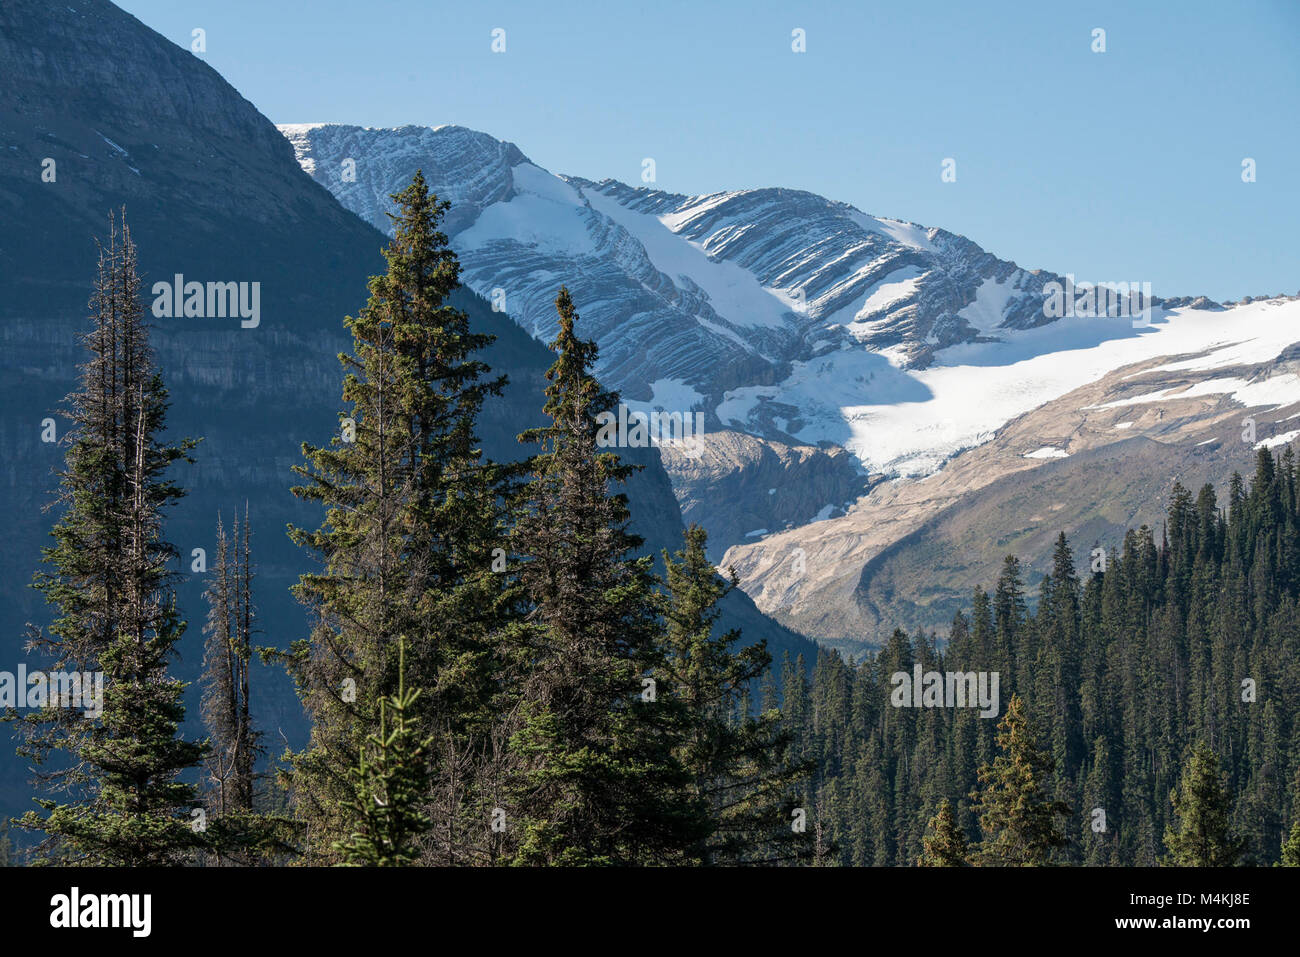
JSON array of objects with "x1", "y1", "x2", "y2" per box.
[{"x1": 281, "y1": 123, "x2": 1080, "y2": 399}]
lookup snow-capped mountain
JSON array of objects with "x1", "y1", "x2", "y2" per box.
[
  {"x1": 280, "y1": 123, "x2": 1077, "y2": 473},
  {"x1": 280, "y1": 123, "x2": 1300, "y2": 645}
]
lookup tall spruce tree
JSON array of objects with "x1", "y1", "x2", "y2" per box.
[
  {"x1": 659, "y1": 524, "x2": 811, "y2": 864},
  {"x1": 504, "y1": 286, "x2": 695, "y2": 865},
  {"x1": 1163, "y1": 741, "x2": 1244, "y2": 866},
  {"x1": 284, "y1": 171, "x2": 509, "y2": 863},
  {"x1": 973, "y1": 694, "x2": 1072, "y2": 866},
  {"x1": 16, "y1": 212, "x2": 206, "y2": 864},
  {"x1": 919, "y1": 799, "x2": 969, "y2": 866}
]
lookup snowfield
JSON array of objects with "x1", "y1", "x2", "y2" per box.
[{"x1": 719, "y1": 297, "x2": 1300, "y2": 478}]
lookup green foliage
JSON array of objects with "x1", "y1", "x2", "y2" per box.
[
  {"x1": 333, "y1": 639, "x2": 433, "y2": 866},
  {"x1": 45, "y1": 195, "x2": 1298, "y2": 870},
  {"x1": 782, "y1": 450, "x2": 1300, "y2": 866},
  {"x1": 1163, "y1": 741, "x2": 1244, "y2": 866},
  {"x1": 919, "y1": 799, "x2": 969, "y2": 866},
  {"x1": 659, "y1": 524, "x2": 812, "y2": 864},
  {"x1": 282, "y1": 171, "x2": 510, "y2": 863},
  {"x1": 13, "y1": 193, "x2": 816, "y2": 867},
  {"x1": 973, "y1": 694, "x2": 1072, "y2": 865},
  {"x1": 14, "y1": 212, "x2": 206, "y2": 865},
  {"x1": 1280, "y1": 816, "x2": 1300, "y2": 866},
  {"x1": 503, "y1": 287, "x2": 697, "y2": 865}
]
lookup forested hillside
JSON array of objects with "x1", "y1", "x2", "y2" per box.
[
  {"x1": 5, "y1": 181, "x2": 815, "y2": 867},
  {"x1": 786, "y1": 448, "x2": 1300, "y2": 865}
]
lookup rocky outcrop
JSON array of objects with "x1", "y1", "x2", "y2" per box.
[
  {"x1": 280, "y1": 124, "x2": 527, "y2": 238},
  {"x1": 277, "y1": 126, "x2": 1300, "y2": 655},
  {"x1": 658, "y1": 431, "x2": 867, "y2": 560}
]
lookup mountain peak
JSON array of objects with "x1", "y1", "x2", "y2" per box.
[
  {"x1": 282, "y1": 123, "x2": 1071, "y2": 413},
  {"x1": 278, "y1": 123, "x2": 530, "y2": 236}
]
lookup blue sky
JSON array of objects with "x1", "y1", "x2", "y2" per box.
[{"x1": 115, "y1": 0, "x2": 1299, "y2": 301}]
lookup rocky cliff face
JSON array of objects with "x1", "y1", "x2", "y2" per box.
[
  {"x1": 279, "y1": 124, "x2": 527, "y2": 239},
  {"x1": 0, "y1": 2, "x2": 374, "y2": 317},
  {"x1": 0, "y1": 0, "x2": 391, "y2": 823},
  {"x1": 0, "y1": 0, "x2": 819, "y2": 824},
  {"x1": 658, "y1": 430, "x2": 868, "y2": 560},
  {"x1": 1, "y1": 0, "x2": 391, "y2": 766}
]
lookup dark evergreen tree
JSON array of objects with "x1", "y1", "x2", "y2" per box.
[
  {"x1": 16, "y1": 212, "x2": 205, "y2": 865},
  {"x1": 919, "y1": 798, "x2": 969, "y2": 866},
  {"x1": 283, "y1": 172, "x2": 509, "y2": 863},
  {"x1": 503, "y1": 287, "x2": 695, "y2": 865},
  {"x1": 1164, "y1": 741, "x2": 1244, "y2": 866},
  {"x1": 659, "y1": 524, "x2": 811, "y2": 864},
  {"x1": 1280, "y1": 815, "x2": 1300, "y2": 867},
  {"x1": 973, "y1": 694, "x2": 1071, "y2": 866}
]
